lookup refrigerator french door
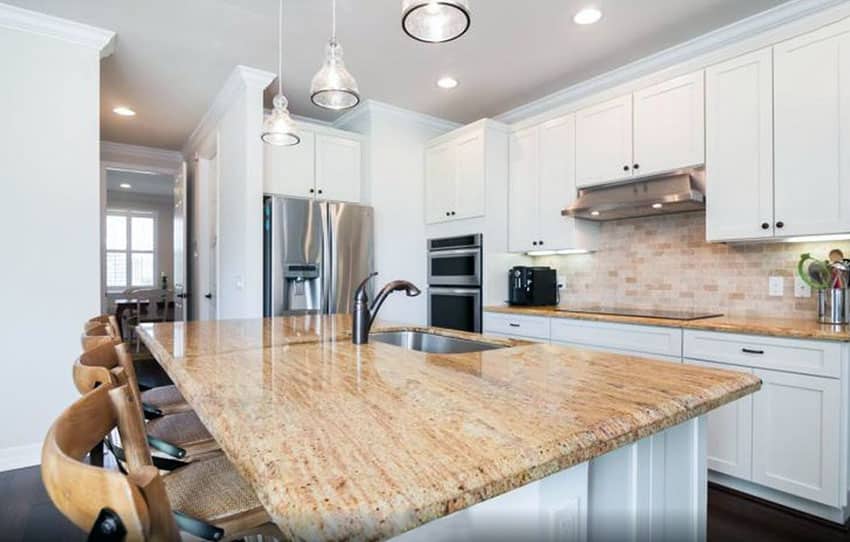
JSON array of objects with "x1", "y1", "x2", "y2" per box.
[{"x1": 263, "y1": 196, "x2": 374, "y2": 317}]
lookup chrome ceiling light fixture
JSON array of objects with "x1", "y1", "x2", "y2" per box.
[
  {"x1": 402, "y1": 0, "x2": 471, "y2": 43},
  {"x1": 311, "y1": 0, "x2": 361, "y2": 110},
  {"x1": 262, "y1": 0, "x2": 300, "y2": 146}
]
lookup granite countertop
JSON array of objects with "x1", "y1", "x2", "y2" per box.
[
  {"x1": 138, "y1": 315, "x2": 759, "y2": 541},
  {"x1": 485, "y1": 305, "x2": 850, "y2": 342}
]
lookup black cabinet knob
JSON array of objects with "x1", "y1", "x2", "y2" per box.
[
  {"x1": 309, "y1": 188, "x2": 315, "y2": 193},
  {"x1": 776, "y1": 221, "x2": 784, "y2": 229},
  {"x1": 204, "y1": 293, "x2": 212, "y2": 299},
  {"x1": 539, "y1": 240, "x2": 544, "y2": 245},
  {"x1": 446, "y1": 211, "x2": 451, "y2": 217},
  {"x1": 451, "y1": 211, "x2": 456, "y2": 216},
  {"x1": 532, "y1": 241, "x2": 538, "y2": 246},
  {"x1": 761, "y1": 222, "x2": 770, "y2": 230},
  {"x1": 623, "y1": 165, "x2": 630, "y2": 171},
  {"x1": 318, "y1": 189, "x2": 323, "y2": 195},
  {"x1": 633, "y1": 163, "x2": 640, "y2": 170}
]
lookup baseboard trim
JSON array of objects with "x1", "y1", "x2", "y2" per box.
[{"x1": 0, "y1": 442, "x2": 41, "y2": 472}]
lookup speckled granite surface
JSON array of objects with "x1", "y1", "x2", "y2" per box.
[
  {"x1": 485, "y1": 305, "x2": 850, "y2": 342},
  {"x1": 138, "y1": 316, "x2": 760, "y2": 541}
]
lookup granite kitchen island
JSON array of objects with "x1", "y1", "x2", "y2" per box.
[{"x1": 138, "y1": 315, "x2": 760, "y2": 541}]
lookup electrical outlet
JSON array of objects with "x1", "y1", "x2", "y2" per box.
[
  {"x1": 557, "y1": 275, "x2": 566, "y2": 291},
  {"x1": 551, "y1": 499, "x2": 580, "y2": 541},
  {"x1": 768, "y1": 276, "x2": 784, "y2": 297},
  {"x1": 794, "y1": 276, "x2": 812, "y2": 298}
]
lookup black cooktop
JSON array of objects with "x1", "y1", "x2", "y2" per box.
[{"x1": 556, "y1": 307, "x2": 723, "y2": 321}]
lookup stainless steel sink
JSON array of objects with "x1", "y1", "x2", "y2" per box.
[{"x1": 370, "y1": 331, "x2": 506, "y2": 354}]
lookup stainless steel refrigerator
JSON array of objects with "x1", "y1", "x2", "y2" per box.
[{"x1": 263, "y1": 196, "x2": 374, "y2": 317}]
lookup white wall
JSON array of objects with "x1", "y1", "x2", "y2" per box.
[
  {"x1": 0, "y1": 15, "x2": 112, "y2": 469},
  {"x1": 183, "y1": 66, "x2": 272, "y2": 320},
  {"x1": 338, "y1": 103, "x2": 455, "y2": 325}
]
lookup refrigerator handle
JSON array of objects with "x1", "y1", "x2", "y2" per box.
[{"x1": 321, "y1": 201, "x2": 333, "y2": 315}]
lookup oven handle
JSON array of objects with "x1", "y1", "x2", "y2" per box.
[
  {"x1": 429, "y1": 287, "x2": 481, "y2": 295},
  {"x1": 429, "y1": 248, "x2": 481, "y2": 257}
]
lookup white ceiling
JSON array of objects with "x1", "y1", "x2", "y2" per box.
[
  {"x1": 106, "y1": 169, "x2": 174, "y2": 197},
  {"x1": 12, "y1": 0, "x2": 791, "y2": 150}
]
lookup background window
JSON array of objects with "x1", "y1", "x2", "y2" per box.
[{"x1": 106, "y1": 210, "x2": 157, "y2": 290}]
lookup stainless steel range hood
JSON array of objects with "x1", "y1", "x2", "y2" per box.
[{"x1": 562, "y1": 167, "x2": 706, "y2": 221}]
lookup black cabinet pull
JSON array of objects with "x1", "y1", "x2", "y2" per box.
[
  {"x1": 623, "y1": 165, "x2": 630, "y2": 171},
  {"x1": 532, "y1": 241, "x2": 538, "y2": 246},
  {"x1": 445, "y1": 211, "x2": 450, "y2": 217},
  {"x1": 633, "y1": 163, "x2": 640, "y2": 170},
  {"x1": 539, "y1": 240, "x2": 544, "y2": 245},
  {"x1": 508, "y1": 323, "x2": 520, "y2": 328},
  {"x1": 309, "y1": 188, "x2": 315, "y2": 193},
  {"x1": 318, "y1": 189, "x2": 323, "y2": 195},
  {"x1": 761, "y1": 222, "x2": 770, "y2": 230},
  {"x1": 451, "y1": 211, "x2": 456, "y2": 216},
  {"x1": 742, "y1": 348, "x2": 765, "y2": 355},
  {"x1": 776, "y1": 221, "x2": 784, "y2": 229}
]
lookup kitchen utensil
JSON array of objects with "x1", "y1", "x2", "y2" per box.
[
  {"x1": 798, "y1": 253, "x2": 832, "y2": 290},
  {"x1": 818, "y1": 288, "x2": 848, "y2": 325},
  {"x1": 828, "y1": 261, "x2": 849, "y2": 289}
]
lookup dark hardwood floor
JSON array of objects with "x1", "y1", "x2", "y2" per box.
[{"x1": 1, "y1": 465, "x2": 848, "y2": 541}]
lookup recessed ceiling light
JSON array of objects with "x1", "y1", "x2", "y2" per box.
[
  {"x1": 113, "y1": 106, "x2": 136, "y2": 117},
  {"x1": 437, "y1": 76, "x2": 459, "y2": 89},
  {"x1": 119, "y1": 183, "x2": 132, "y2": 189},
  {"x1": 574, "y1": 7, "x2": 602, "y2": 25}
]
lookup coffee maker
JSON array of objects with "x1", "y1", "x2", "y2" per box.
[{"x1": 508, "y1": 266, "x2": 558, "y2": 306}]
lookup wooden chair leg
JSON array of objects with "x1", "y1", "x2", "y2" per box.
[{"x1": 89, "y1": 440, "x2": 104, "y2": 467}]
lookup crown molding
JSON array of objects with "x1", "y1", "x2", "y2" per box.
[
  {"x1": 334, "y1": 99, "x2": 460, "y2": 133},
  {"x1": 0, "y1": 3, "x2": 115, "y2": 58},
  {"x1": 183, "y1": 65, "x2": 275, "y2": 155},
  {"x1": 101, "y1": 141, "x2": 183, "y2": 170},
  {"x1": 496, "y1": 0, "x2": 848, "y2": 125}
]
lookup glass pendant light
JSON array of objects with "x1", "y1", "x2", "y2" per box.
[
  {"x1": 401, "y1": 0, "x2": 471, "y2": 43},
  {"x1": 262, "y1": 0, "x2": 300, "y2": 146},
  {"x1": 311, "y1": 0, "x2": 360, "y2": 110}
]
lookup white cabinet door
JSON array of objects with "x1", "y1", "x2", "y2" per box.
[
  {"x1": 538, "y1": 114, "x2": 581, "y2": 250},
  {"x1": 751, "y1": 369, "x2": 841, "y2": 506},
  {"x1": 508, "y1": 127, "x2": 540, "y2": 253},
  {"x1": 774, "y1": 18, "x2": 850, "y2": 237},
  {"x1": 425, "y1": 143, "x2": 456, "y2": 224},
  {"x1": 576, "y1": 95, "x2": 633, "y2": 187},
  {"x1": 263, "y1": 130, "x2": 316, "y2": 198},
  {"x1": 633, "y1": 71, "x2": 705, "y2": 177},
  {"x1": 705, "y1": 49, "x2": 774, "y2": 242},
  {"x1": 315, "y1": 134, "x2": 361, "y2": 203},
  {"x1": 688, "y1": 359, "x2": 753, "y2": 480},
  {"x1": 454, "y1": 132, "x2": 486, "y2": 220}
]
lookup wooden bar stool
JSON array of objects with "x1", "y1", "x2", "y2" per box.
[
  {"x1": 74, "y1": 342, "x2": 220, "y2": 467},
  {"x1": 42, "y1": 383, "x2": 279, "y2": 541},
  {"x1": 82, "y1": 318, "x2": 173, "y2": 390}
]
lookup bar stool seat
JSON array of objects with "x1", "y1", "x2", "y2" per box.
[
  {"x1": 140, "y1": 385, "x2": 191, "y2": 415},
  {"x1": 146, "y1": 411, "x2": 220, "y2": 459}
]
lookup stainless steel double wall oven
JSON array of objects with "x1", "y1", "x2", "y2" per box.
[{"x1": 427, "y1": 234, "x2": 483, "y2": 333}]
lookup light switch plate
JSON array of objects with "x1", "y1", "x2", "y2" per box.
[
  {"x1": 794, "y1": 276, "x2": 812, "y2": 298},
  {"x1": 768, "y1": 276, "x2": 784, "y2": 297}
]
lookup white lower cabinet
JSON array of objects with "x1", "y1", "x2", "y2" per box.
[
  {"x1": 751, "y1": 368, "x2": 841, "y2": 506},
  {"x1": 687, "y1": 360, "x2": 754, "y2": 479}
]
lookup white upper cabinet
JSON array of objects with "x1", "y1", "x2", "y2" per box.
[
  {"x1": 774, "y1": 17, "x2": 850, "y2": 237},
  {"x1": 315, "y1": 134, "x2": 361, "y2": 203},
  {"x1": 509, "y1": 114, "x2": 598, "y2": 253},
  {"x1": 633, "y1": 71, "x2": 705, "y2": 177},
  {"x1": 453, "y1": 132, "x2": 486, "y2": 220},
  {"x1": 705, "y1": 48, "x2": 774, "y2": 242},
  {"x1": 264, "y1": 124, "x2": 362, "y2": 203},
  {"x1": 576, "y1": 95, "x2": 633, "y2": 187},
  {"x1": 575, "y1": 71, "x2": 704, "y2": 188},
  {"x1": 508, "y1": 127, "x2": 539, "y2": 251},
  {"x1": 424, "y1": 120, "x2": 504, "y2": 224},
  {"x1": 264, "y1": 130, "x2": 316, "y2": 198}
]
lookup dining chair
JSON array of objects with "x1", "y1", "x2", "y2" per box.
[
  {"x1": 42, "y1": 383, "x2": 280, "y2": 541},
  {"x1": 74, "y1": 341, "x2": 220, "y2": 467}
]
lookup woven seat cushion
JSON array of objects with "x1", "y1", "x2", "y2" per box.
[
  {"x1": 146, "y1": 411, "x2": 213, "y2": 447},
  {"x1": 141, "y1": 385, "x2": 190, "y2": 414},
  {"x1": 163, "y1": 455, "x2": 263, "y2": 523}
]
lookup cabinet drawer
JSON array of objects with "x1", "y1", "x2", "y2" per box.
[
  {"x1": 683, "y1": 331, "x2": 842, "y2": 378},
  {"x1": 550, "y1": 318, "x2": 682, "y2": 358},
  {"x1": 483, "y1": 313, "x2": 550, "y2": 340}
]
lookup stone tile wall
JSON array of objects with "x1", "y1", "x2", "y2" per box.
[{"x1": 534, "y1": 212, "x2": 850, "y2": 319}]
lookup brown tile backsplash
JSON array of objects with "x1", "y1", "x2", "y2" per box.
[{"x1": 534, "y1": 212, "x2": 850, "y2": 320}]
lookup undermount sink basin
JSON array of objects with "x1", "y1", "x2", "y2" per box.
[{"x1": 370, "y1": 331, "x2": 506, "y2": 354}]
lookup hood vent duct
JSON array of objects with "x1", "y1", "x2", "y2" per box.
[{"x1": 562, "y1": 168, "x2": 706, "y2": 221}]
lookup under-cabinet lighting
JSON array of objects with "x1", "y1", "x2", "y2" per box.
[
  {"x1": 526, "y1": 249, "x2": 591, "y2": 257},
  {"x1": 652, "y1": 203, "x2": 664, "y2": 209},
  {"x1": 784, "y1": 234, "x2": 850, "y2": 243},
  {"x1": 113, "y1": 106, "x2": 136, "y2": 117},
  {"x1": 119, "y1": 183, "x2": 132, "y2": 189}
]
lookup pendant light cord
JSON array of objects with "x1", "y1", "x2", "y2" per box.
[
  {"x1": 278, "y1": 0, "x2": 283, "y2": 97},
  {"x1": 331, "y1": 0, "x2": 337, "y2": 42}
]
